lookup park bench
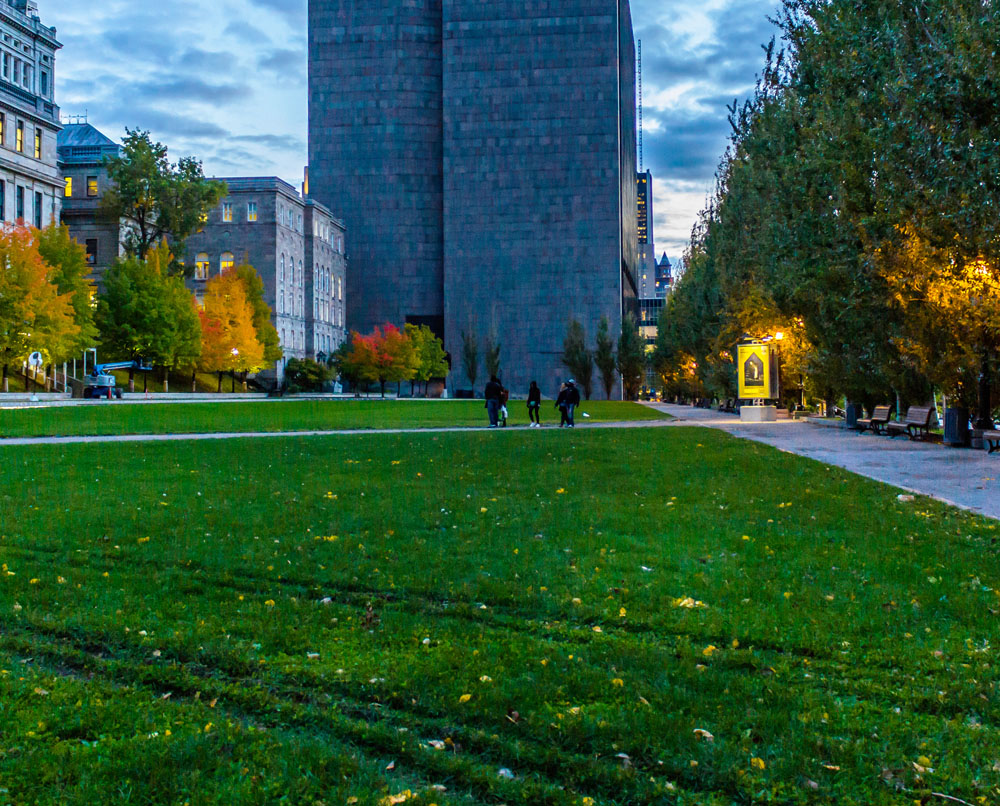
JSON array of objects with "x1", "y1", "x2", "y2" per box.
[
  {"x1": 982, "y1": 430, "x2": 1000, "y2": 454},
  {"x1": 856, "y1": 405, "x2": 892, "y2": 435},
  {"x1": 886, "y1": 405, "x2": 935, "y2": 441}
]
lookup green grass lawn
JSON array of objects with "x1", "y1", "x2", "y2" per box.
[
  {"x1": 0, "y1": 399, "x2": 666, "y2": 439},
  {"x1": 1, "y1": 427, "x2": 998, "y2": 805}
]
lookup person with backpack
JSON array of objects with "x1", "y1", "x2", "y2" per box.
[{"x1": 527, "y1": 381, "x2": 542, "y2": 427}]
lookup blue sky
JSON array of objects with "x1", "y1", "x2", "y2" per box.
[{"x1": 45, "y1": 0, "x2": 779, "y2": 261}]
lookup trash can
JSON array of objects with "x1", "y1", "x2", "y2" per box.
[
  {"x1": 845, "y1": 402, "x2": 864, "y2": 430},
  {"x1": 944, "y1": 407, "x2": 970, "y2": 447}
]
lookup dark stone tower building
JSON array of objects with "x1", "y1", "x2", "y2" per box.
[{"x1": 309, "y1": 0, "x2": 637, "y2": 396}]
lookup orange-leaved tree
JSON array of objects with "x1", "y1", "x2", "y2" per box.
[
  {"x1": 0, "y1": 226, "x2": 78, "y2": 392},
  {"x1": 198, "y1": 270, "x2": 264, "y2": 392}
]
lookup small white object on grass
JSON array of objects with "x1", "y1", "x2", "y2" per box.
[
  {"x1": 897, "y1": 494, "x2": 915, "y2": 503},
  {"x1": 582, "y1": 412, "x2": 591, "y2": 418}
]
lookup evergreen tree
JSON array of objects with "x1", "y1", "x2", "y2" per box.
[
  {"x1": 616, "y1": 312, "x2": 645, "y2": 401},
  {"x1": 561, "y1": 319, "x2": 594, "y2": 400},
  {"x1": 594, "y1": 316, "x2": 617, "y2": 400}
]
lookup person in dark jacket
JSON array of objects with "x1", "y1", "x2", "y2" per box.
[
  {"x1": 484, "y1": 375, "x2": 503, "y2": 427},
  {"x1": 527, "y1": 381, "x2": 542, "y2": 427},
  {"x1": 556, "y1": 380, "x2": 581, "y2": 427}
]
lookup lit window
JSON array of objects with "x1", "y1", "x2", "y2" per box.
[
  {"x1": 64, "y1": 176, "x2": 72, "y2": 197},
  {"x1": 222, "y1": 202, "x2": 232, "y2": 223},
  {"x1": 195, "y1": 253, "x2": 210, "y2": 280},
  {"x1": 33, "y1": 127, "x2": 40, "y2": 159},
  {"x1": 85, "y1": 239, "x2": 97, "y2": 265},
  {"x1": 87, "y1": 176, "x2": 98, "y2": 197},
  {"x1": 0, "y1": 114, "x2": 5, "y2": 147},
  {"x1": 197, "y1": 212, "x2": 207, "y2": 232},
  {"x1": 15, "y1": 120, "x2": 23, "y2": 153},
  {"x1": 220, "y1": 252, "x2": 234, "y2": 273},
  {"x1": 247, "y1": 202, "x2": 257, "y2": 222}
]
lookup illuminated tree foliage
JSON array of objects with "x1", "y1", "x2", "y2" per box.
[{"x1": 655, "y1": 0, "x2": 1000, "y2": 417}]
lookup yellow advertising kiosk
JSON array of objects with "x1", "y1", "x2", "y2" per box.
[{"x1": 738, "y1": 339, "x2": 779, "y2": 422}]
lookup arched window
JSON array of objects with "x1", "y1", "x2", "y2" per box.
[
  {"x1": 279, "y1": 291, "x2": 284, "y2": 315},
  {"x1": 298, "y1": 260, "x2": 303, "y2": 286},
  {"x1": 220, "y1": 252, "x2": 234, "y2": 273},
  {"x1": 280, "y1": 254, "x2": 285, "y2": 283},
  {"x1": 194, "y1": 253, "x2": 209, "y2": 280}
]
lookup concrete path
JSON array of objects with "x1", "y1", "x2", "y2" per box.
[{"x1": 650, "y1": 403, "x2": 1000, "y2": 519}]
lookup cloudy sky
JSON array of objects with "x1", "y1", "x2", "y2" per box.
[{"x1": 45, "y1": 0, "x2": 779, "y2": 262}]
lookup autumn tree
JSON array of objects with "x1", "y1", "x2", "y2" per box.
[
  {"x1": 0, "y1": 227, "x2": 77, "y2": 392},
  {"x1": 405, "y1": 323, "x2": 449, "y2": 396},
  {"x1": 96, "y1": 241, "x2": 201, "y2": 392},
  {"x1": 36, "y1": 225, "x2": 98, "y2": 365},
  {"x1": 198, "y1": 270, "x2": 264, "y2": 392},
  {"x1": 235, "y1": 264, "x2": 282, "y2": 367},
  {"x1": 101, "y1": 129, "x2": 226, "y2": 262}
]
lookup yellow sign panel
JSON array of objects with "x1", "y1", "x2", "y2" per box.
[{"x1": 738, "y1": 343, "x2": 776, "y2": 400}]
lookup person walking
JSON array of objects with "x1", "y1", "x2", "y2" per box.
[
  {"x1": 527, "y1": 381, "x2": 542, "y2": 427},
  {"x1": 484, "y1": 375, "x2": 503, "y2": 427},
  {"x1": 500, "y1": 383, "x2": 510, "y2": 427},
  {"x1": 557, "y1": 379, "x2": 581, "y2": 427},
  {"x1": 556, "y1": 382, "x2": 569, "y2": 427}
]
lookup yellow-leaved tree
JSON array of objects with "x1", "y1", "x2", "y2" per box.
[
  {"x1": 198, "y1": 269, "x2": 264, "y2": 392},
  {"x1": 0, "y1": 226, "x2": 77, "y2": 392}
]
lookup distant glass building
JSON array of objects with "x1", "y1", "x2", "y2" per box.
[
  {"x1": 637, "y1": 169, "x2": 657, "y2": 298},
  {"x1": 309, "y1": 0, "x2": 638, "y2": 397}
]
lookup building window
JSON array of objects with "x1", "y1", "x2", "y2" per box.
[
  {"x1": 33, "y1": 191, "x2": 41, "y2": 228},
  {"x1": 247, "y1": 202, "x2": 257, "y2": 222},
  {"x1": 222, "y1": 202, "x2": 232, "y2": 223},
  {"x1": 337, "y1": 276, "x2": 342, "y2": 301},
  {"x1": 39, "y1": 70, "x2": 47, "y2": 96},
  {"x1": 15, "y1": 186, "x2": 23, "y2": 221},
  {"x1": 220, "y1": 252, "x2": 234, "y2": 273},
  {"x1": 195, "y1": 253, "x2": 210, "y2": 280},
  {"x1": 0, "y1": 114, "x2": 5, "y2": 147},
  {"x1": 33, "y1": 128, "x2": 40, "y2": 159},
  {"x1": 64, "y1": 176, "x2": 72, "y2": 198},
  {"x1": 87, "y1": 176, "x2": 98, "y2": 197},
  {"x1": 197, "y1": 212, "x2": 207, "y2": 232},
  {"x1": 279, "y1": 291, "x2": 284, "y2": 314},
  {"x1": 2, "y1": 54, "x2": 8, "y2": 80},
  {"x1": 298, "y1": 260, "x2": 303, "y2": 286},
  {"x1": 15, "y1": 120, "x2": 23, "y2": 153},
  {"x1": 280, "y1": 254, "x2": 285, "y2": 282},
  {"x1": 85, "y1": 239, "x2": 97, "y2": 265},
  {"x1": 0, "y1": 180, "x2": 5, "y2": 220}
]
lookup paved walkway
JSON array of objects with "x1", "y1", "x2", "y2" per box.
[{"x1": 649, "y1": 403, "x2": 1000, "y2": 519}]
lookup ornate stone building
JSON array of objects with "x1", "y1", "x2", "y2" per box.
[
  {"x1": 309, "y1": 0, "x2": 638, "y2": 396},
  {"x1": 56, "y1": 122, "x2": 121, "y2": 286},
  {"x1": 184, "y1": 177, "x2": 347, "y2": 382},
  {"x1": 0, "y1": 0, "x2": 61, "y2": 229}
]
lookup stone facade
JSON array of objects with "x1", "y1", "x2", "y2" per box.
[
  {"x1": 308, "y1": 0, "x2": 444, "y2": 338},
  {"x1": 57, "y1": 122, "x2": 121, "y2": 287},
  {"x1": 184, "y1": 177, "x2": 347, "y2": 382},
  {"x1": 0, "y1": 0, "x2": 61, "y2": 230},
  {"x1": 308, "y1": 0, "x2": 637, "y2": 397}
]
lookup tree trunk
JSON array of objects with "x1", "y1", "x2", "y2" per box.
[
  {"x1": 975, "y1": 348, "x2": 994, "y2": 430},
  {"x1": 191, "y1": 369, "x2": 197, "y2": 393},
  {"x1": 162, "y1": 366, "x2": 169, "y2": 394},
  {"x1": 2, "y1": 363, "x2": 7, "y2": 393},
  {"x1": 128, "y1": 367, "x2": 135, "y2": 394},
  {"x1": 380, "y1": 380, "x2": 386, "y2": 398},
  {"x1": 217, "y1": 371, "x2": 223, "y2": 393},
  {"x1": 242, "y1": 371, "x2": 248, "y2": 393},
  {"x1": 143, "y1": 371, "x2": 148, "y2": 394},
  {"x1": 231, "y1": 370, "x2": 236, "y2": 394}
]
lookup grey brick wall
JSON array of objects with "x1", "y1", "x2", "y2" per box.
[
  {"x1": 308, "y1": 0, "x2": 637, "y2": 398},
  {"x1": 308, "y1": 0, "x2": 444, "y2": 336}
]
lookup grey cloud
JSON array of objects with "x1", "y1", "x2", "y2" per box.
[
  {"x1": 257, "y1": 48, "x2": 305, "y2": 77},
  {"x1": 223, "y1": 20, "x2": 272, "y2": 44}
]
